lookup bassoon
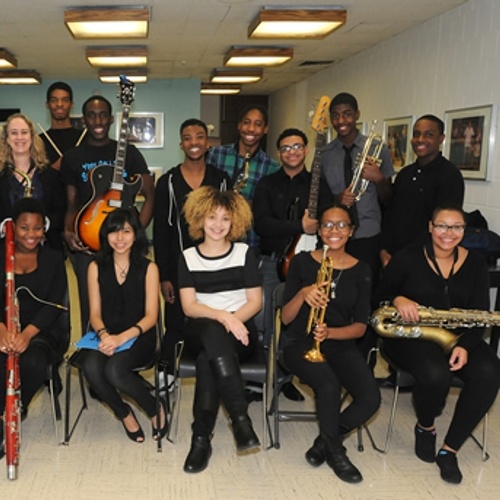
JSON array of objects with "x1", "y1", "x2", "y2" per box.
[
  {"x1": 3, "y1": 219, "x2": 20, "y2": 480},
  {"x1": 2, "y1": 165, "x2": 33, "y2": 480}
]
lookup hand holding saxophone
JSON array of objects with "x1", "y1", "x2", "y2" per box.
[{"x1": 392, "y1": 296, "x2": 421, "y2": 322}]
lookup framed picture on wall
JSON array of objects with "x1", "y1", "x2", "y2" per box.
[
  {"x1": 116, "y1": 112, "x2": 164, "y2": 148},
  {"x1": 383, "y1": 116, "x2": 413, "y2": 171},
  {"x1": 69, "y1": 115, "x2": 85, "y2": 130},
  {"x1": 443, "y1": 105, "x2": 496, "y2": 180}
]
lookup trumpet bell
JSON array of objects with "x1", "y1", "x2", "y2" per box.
[{"x1": 303, "y1": 342, "x2": 326, "y2": 363}]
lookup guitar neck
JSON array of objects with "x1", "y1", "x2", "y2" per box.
[
  {"x1": 114, "y1": 104, "x2": 130, "y2": 185},
  {"x1": 308, "y1": 132, "x2": 327, "y2": 219}
]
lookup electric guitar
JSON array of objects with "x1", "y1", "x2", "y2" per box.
[
  {"x1": 277, "y1": 96, "x2": 331, "y2": 281},
  {"x1": 75, "y1": 75, "x2": 143, "y2": 252}
]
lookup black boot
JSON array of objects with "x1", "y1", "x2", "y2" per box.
[
  {"x1": 184, "y1": 435, "x2": 212, "y2": 473},
  {"x1": 322, "y1": 433, "x2": 363, "y2": 484},
  {"x1": 211, "y1": 355, "x2": 260, "y2": 452},
  {"x1": 305, "y1": 435, "x2": 327, "y2": 467}
]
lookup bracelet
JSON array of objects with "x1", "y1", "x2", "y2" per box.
[
  {"x1": 134, "y1": 324, "x2": 144, "y2": 335},
  {"x1": 96, "y1": 327, "x2": 108, "y2": 337}
]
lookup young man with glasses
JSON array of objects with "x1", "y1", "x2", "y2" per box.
[
  {"x1": 380, "y1": 114, "x2": 464, "y2": 267},
  {"x1": 253, "y1": 128, "x2": 333, "y2": 401}
]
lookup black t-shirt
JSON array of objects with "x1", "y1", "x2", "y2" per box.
[{"x1": 40, "y1": 127, "x2": 85, "y2": 165}]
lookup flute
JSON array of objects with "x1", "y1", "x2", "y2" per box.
[{"x1": 3, "y1": 219, "x2": 21, "y2": 480}]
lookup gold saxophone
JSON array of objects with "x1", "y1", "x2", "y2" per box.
[
  {"x1": 233, "y1": 151, "x2": 251, "y2": 194},
  {"x1": 350, "y1": 120, "x2": 384, "y2": 202},
  {"x1": 9, "y1": 165, "x2": 33, "y2": 198},
  {"x1": 371, "y1": 304, "x2": 500, "y2": 352},
  {"x1": 304, "y1": 245, "x2": 335, "y2": 363}
]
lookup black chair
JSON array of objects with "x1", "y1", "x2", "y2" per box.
[
  {"x1": 366, "y1": 338, "x2": 489, "y2": 461},
  {"x1": 63, "y1": 315, "x2": 166, "y2": 452},
  {"x1": 167, "y1": 334, "x2": 272, "y2": 449},
  {"x1": 269, "y1": 282, "x2": 374, "y2": 451}
]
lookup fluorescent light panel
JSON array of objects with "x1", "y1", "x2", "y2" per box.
[
  {"x1": 248, "y1": 7, "x2": 347, "y2": 39},
  {"x1": 201, "y1": 83, "x2": 241, "y2": 95},
  {"x1": 64, "y1": 7, "x2": 150, "y2": 39},
  {"x1": 0, "y1": 48, "x2": 17, "y2": 69},
  {"x1": 86, "y1": 47, "x2": 148, "y2": 68},
  {"x1": 98, "y1": 69, "x2": 148, "y2": 84},
  {"x1": 0, "y1": 70, "x2": 41, "y2": 85},
  {"x1": 224, "y1": 46, "x2": 293, "y2": 67},
  {"x1": 210, "y1": 68, "x2": 263, "y2": 84}
]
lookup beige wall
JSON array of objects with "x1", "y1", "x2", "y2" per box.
[{"x1": 269, "y1": 0, "x2": 500, "y2": 232}]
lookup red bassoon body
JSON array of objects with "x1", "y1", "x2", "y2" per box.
[{"x1": 3, "y1": 219, "x2": 20, "y2": 480}]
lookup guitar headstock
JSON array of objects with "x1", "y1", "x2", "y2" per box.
[
  {"x1": 118, "y1": 75, "x2": 136, "y2": 106},
  {"x1": 310, "y1": 96, "x2": 331, "y2": 134}
]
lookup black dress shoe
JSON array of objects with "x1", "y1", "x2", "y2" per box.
[
  {"x1": 305, "y1": 435, "x2": 326, "y2": 467},
  {"x1": 232, "y1": 415, "x2": 260, "y2": 452},
  {"x1": 281, "y1": 382, "x2": 305, "y2": 402},
  {"x1": 322, "y1": 433, "x2": 363, "y2": 484},
  {"x1": 184, "y1": 435, "x2": 212, "y2": 473}
]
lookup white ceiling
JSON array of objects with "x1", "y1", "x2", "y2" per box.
[{"x1": 3, "y1": 0, "x2": 467, "y2": 94}]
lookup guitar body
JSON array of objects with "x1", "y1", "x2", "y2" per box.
[
  {"x1": 75, "y1": 164, "x2": 142, "y2": 252},
  {"x1": 277, "y1": 234, "x2": 318, "y2": 281}
]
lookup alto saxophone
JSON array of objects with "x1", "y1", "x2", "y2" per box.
[
  {"x1": 350, "y1": 120, "x2": 384, "y2": 202},
  {"x1": 371, "y1": 304, "x2": 500, "y2": 353},
  {"x1": 304, "y1": 245, "x2": 335, "y2": 363},
  {"x1": 233, "y1": 151, "x2": 251, "y2": 194}
]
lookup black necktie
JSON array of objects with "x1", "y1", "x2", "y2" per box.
[{"x1": 343, "y1": 144, "x2": 355, "y2": 187}]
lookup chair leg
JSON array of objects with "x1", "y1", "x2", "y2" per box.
[
  {"x1": 154, "y1": 363, "x2": 163, "y2": 453},
  {"x1": 469, "y1": 412, "x2": 490, "y2": 461},
  {"x1": 63, "y1": 357, "x2": 88, "y2": 445},
  {"x1": 166, "y1": 341, "x2": 184, "y2": 444},
  {"x1": 48, "y1": 373, "x2": 60, "y2": 444}
]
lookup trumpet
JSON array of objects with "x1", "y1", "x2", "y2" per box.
[
  {"x1": 350, "y1": 120, "x2": 384, "y2": 202},
  {"x1": 304, "y1": 245, "x2": 335, "y2": 363}
]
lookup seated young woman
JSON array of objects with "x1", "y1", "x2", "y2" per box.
[
  {"x1": 280, "y1": 203, "x2": 380, "y2": 484},
  {"x1": 375, "y1": 205, "x2": 500, "y2": 484},
  {"x1": 78, "y1": 208, "x2": 166, "y2": 444},
  {"x1": 178, "y1": 186, "x2": 262, "y2": 473},
  {"x1": 0, "y1": 198, "x2": 67, "y2": 457}
]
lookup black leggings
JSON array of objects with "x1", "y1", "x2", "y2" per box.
[
  {"x1": 283, "y1": 338, "x2": 380, "y2": 438},
  {"x1": 79, "y1": 330, "x2": 157, "y2": 419},
  {"x1": 0, "y1": 342, "x2": 50, "y2": 411},
  {"x1": 383, "y1": 338, "x2": 500, "y2": 451}
]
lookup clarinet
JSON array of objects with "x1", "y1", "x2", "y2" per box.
[{"x1": 3, "y1": 219, "x2": 21, "y2": 480}]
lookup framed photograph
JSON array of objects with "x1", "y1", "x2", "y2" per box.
[
  {"x1": 443, "y1": 105, "x2": 496, "y2": 180},
  {"x1": 116, "y1": 112, "x2": 164, "y2": 148},
  {"x1": 69, "y1": 115, "x2": 85, "y2": 130},
  {"x1": 383, "y1": 116, "x2": 413, "y2": 171}
]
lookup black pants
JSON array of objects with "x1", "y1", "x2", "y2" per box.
[
  {"x1": 0, "y1": 342, "x2": 50, "y2": 411},
  {"x1": 79, "y1": 330, "x2": 157, "y2": 419},
  {"x1": 184, "y1": 318, "x2": 256, "y2": 436},
  {"x1": 283, "y1": 338, "x2": 380, "y2": 438},
  {"x1": 383, "y1": 338, "x2": 500, "y2": 451}
]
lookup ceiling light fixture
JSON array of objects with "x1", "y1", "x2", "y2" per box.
[
  {"x1": 0, "y1": 70, "x2": 41, "y2": 85},
  {"x1": 224, "y1": 46, "x2": 293, "y2": 67},
  {"x1": 64, "y1": 6, "x2": 150, "y2": 39},
  {"x1": 0, "y1": 48, "x2": 17, "y2": 69},
  {"x1": 86, "y1": 47, "x2": 148, "y2": 68},
  {"x1": 210, "y1": 68, "x2": 263, "y2": 84},
  {"x1": 201, "y1": 83, "x2": 241, "y2": 95},
  {"x1": 98, "y1": 69, "x2": 148, "y2": 84},
  {"x1": 248, "y1": 7, "x2": 347, "y2": 39}
]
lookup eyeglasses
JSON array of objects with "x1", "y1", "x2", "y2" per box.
[
  {"x1": 431, "y1": 223, "x2": 466, "y2": 234},
  {"x1": 278, "y1": 143, "x2": 305, "y2": 154},
  {"x1": 320, "y1": 221, "x2": 351, "y2": 231}
]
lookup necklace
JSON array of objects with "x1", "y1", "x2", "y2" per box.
[
  {"x1": 114, "y1": 260, "x2": 129, "y2": 279},
  {"x1": 330, "y1": 268, "x2": 344, "y2": 299}
]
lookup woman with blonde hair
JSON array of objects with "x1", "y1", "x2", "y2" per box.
[
  {"x1": 0, "y1": 113, "x2": 65, "y2": 250},
  {"x1": 178, "y1": 186, "x2": 262, "y2": 473}
]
